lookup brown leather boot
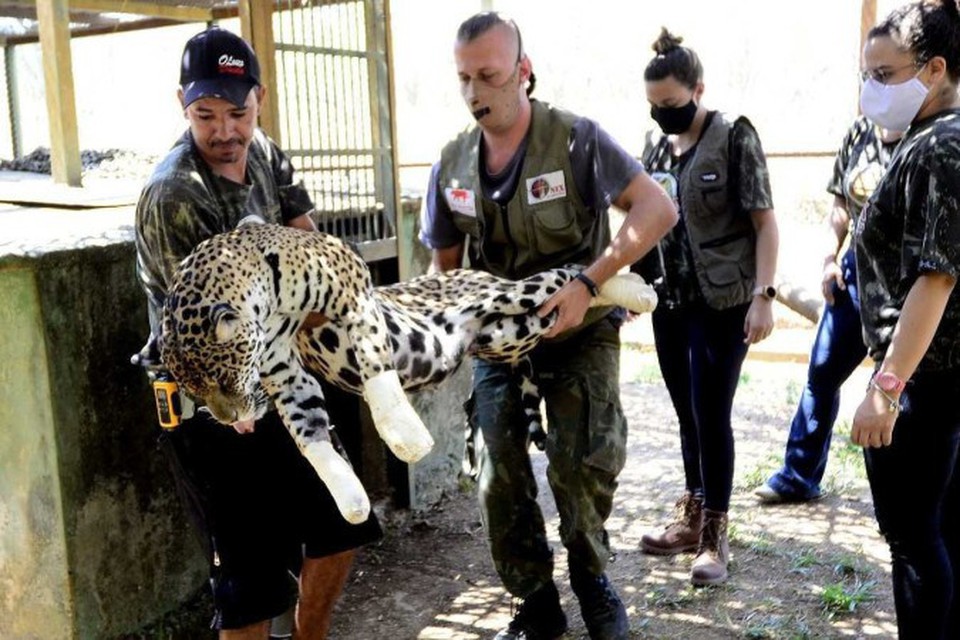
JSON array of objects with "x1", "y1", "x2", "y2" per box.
[
  {"x1": 640, "y1": 492, "x2": 703, "y2": 555},
  {"x1": 690, "y1": 509, "x2": 729, "y2": 586}
]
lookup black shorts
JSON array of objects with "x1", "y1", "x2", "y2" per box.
[{"x1": 160, "y1": 407, "x2": 382, "y2": 630}]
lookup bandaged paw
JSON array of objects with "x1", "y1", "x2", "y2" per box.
[
  {"x1": 303, "y1": 440, "x2": 371, "y2": 524},
  {"x1": 593, "y1": 272, "x2": 658, "y2": 314},
  {"x1": 364, "y1": 369, "x2": 434, "y2": 463}
]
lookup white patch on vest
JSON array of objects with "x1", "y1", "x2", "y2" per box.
[
  {"x1": 650, "y1": 172, "x2": 679, "y2": 202},
  {"x1": 444, "y1": 187, "x2": 477, "y2": 217},
  {"x1": 525, "y1": 170, "x2": 567, "y2": 205},
  {"x1": 700, "y1": 172, "x2": 719, "y2": 182}
]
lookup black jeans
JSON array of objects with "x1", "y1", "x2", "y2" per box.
[
  {"x1": 864, "y1": 368, "x2": 960, "y2": 640},
  {"x1": 652, "y1": 301, "x2": 750, "y2": 512}
]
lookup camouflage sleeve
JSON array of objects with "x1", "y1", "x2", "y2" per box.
[
  {"x1": 263, "y1": 134, "x2": 315, "y2": 222},
  {"x1": 827, "y1": 118, "x2": 867, "y2": 198},
  {"x1": 729, "y1": 117, "x2": 774, "y2": 214},
  {"x1": 918, "y1": 141, "x2": 960, "y2": 279},
  {"x1": 135, "y1": 178, "x2": 220, "y2": 331}
]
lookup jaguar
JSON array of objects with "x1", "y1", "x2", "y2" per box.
[{"x1": 158, "y1": 223, "x2": 656, "y2": 524}]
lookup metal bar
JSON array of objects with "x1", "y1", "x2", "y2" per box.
[
  {"x1": 273, "y1": 41, "x2": 379, "y2": 58},
  {"x1": 4, "y1": 43, "x2": 20, "y2": 158}
]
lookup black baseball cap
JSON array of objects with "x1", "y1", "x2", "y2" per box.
[{"x1": 180, "y1": 27, "x2": 261, "y2": 108}]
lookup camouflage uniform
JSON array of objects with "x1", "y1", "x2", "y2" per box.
[
  {"x1": 135, "y1": 128, "x2": 381, "y2": 630},
  {"x1": 423, "y1": 102, "x2": 639, "y2": 596},
  {"x1": 854, "y1": 108, "x2": 960, "y2": 640},
  {"x1": 855, "y1": 111, "x2": 960, "y2": 369},
  {"x1": 136, "y1": 128, "x2": 314, "y2": 335}
]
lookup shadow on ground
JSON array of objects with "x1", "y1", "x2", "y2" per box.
[{"x1": 328, "y1": 350, "x2": 896, "y2": 639}]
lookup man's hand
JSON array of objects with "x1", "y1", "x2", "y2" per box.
[
  {"x1": 743, "y1": 297, "x2": 774, "y2": 344},
  {"x1": 537, "y1": 279, "x2": 593, "y2": 338},
  {"x1": 821, "y1": 259, "x2": 845, "y2": 306},
  {"x1": 851, "y1": 388, "x2": 898, "y2": 448}
]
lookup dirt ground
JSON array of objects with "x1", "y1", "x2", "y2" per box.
[
  {"x1": 128, "y1": 319, "x2": 897, "y2": 640},
  {"x1": 326, "y1": 327, "x2": 897, "y2": 640}
]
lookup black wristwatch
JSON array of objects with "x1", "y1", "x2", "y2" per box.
[{"x1": 752, "y1": 284, "x2": 777, "y2": 300}]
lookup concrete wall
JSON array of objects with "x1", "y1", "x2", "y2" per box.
[{"x1": 0, "y1": 212, "x2": 206, "y2": 639}]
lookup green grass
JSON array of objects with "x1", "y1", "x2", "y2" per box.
[
  {"x1": 736, "y1": 455, "x2": 782, "y2": 491},
  {"x1": 644, "y1": 585, "x2": 699, "y2": 609},
  {"x1": 742, "y1": 613, "x2": 813, "y2": 640},
  {"x1": 820, "y1": 579, "x2": 876, "y2": 615},
  {"x1": 789, "y1": 549, "x2": 822, "y2": 573},
  {"x1": 783, "y1": 378, "x2": 803, "y2": 407}
]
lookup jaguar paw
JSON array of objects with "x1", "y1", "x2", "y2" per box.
[
  {"x1": 303, "y1": 440, "x2": 371, "y2": 524},
  {"x1": 363, "y1": 369, "x2": 435, "y2": 463}
]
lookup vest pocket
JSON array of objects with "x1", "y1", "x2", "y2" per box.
[
  {"x1": 689, "y1": 172, "x2": 728, "y2": 218},
  {"x1": 699, "y1": 235, "x2": 754, "y2": 286},
  {"x1": 451, "y1": 212, "x2": 481, "y2": 239},
  {"x1": 529, "y1": 202, "x2": 583, "y2": 255}
]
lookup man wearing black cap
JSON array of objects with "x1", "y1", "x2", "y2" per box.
[{"x1": 135, "y1": 26, "x2": 381, "y2": 639}]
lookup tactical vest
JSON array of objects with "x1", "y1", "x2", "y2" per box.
[
  {"x1": 675, "y1": 112, "x2": 757, "y2": 309},
  {"x1": 437, "y1": 100, "x2": 609, "y2": 280}
]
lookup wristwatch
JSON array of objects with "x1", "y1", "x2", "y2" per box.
[
  {"x1": 873, "y1": 371, "x2": 906, "y2": 394},
  {"x1": 752, "y1": 284, "x2": 777, "y2": 300}
]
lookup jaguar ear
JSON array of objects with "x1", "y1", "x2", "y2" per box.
[{"x1": 211, "y1": 303, "x2": 241, "y2": 343}]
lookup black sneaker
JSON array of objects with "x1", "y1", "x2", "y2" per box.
[
  {"x1": 494, "y1": 581, "x2": 568, "y2": 640},
  {"x1": 569, "y1": 567, "x2": 629, "y2": 640}
]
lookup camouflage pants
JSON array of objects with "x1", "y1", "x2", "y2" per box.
[{"x1": 467, "y1": 317, "x2": 627, "y2": 597}]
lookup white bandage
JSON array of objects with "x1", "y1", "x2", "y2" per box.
[
  {"x1": 363, "y1": 369, "x2": 434, "y2": 463},
  {"x1": 303, "y1": 441, "x2": 371, "y2": 524},
  {"x1": 593, "y1": 272, "x2": 658, "y2": 314}
]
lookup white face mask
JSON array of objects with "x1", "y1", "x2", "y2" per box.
[{"x1": 859, "y1": 74, "x2": 929, "y2": 132}]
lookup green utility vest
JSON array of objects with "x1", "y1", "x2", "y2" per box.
[
  {"x1": 437, "y1": 100, "x2": 609, "y2": 280},
  {"x1": 667, "y1": 112, "x2": 757, "y2": 310}
]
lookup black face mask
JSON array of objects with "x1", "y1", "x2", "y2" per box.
[{"x1": 650, "y1": 99, "x2": 698, "y2": 134}]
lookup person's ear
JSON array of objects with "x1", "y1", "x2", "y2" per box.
[
  {"x1": 924, "y1": 55, "x2": 947, "y2": 88},
  {"x1": 254, "y1": 85, "x2": 267, "y2": 111},
  {"x1": 693, "y1": 81, "x2": 705, "y2": 104},
  {"x1": 519, "y1": 55, "x2": 533, "y2": 86},
  {"x1": 177, "y1": 87, "x2": 188, "y2": 116}
]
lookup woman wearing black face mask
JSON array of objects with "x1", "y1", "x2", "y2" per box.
[{"x1": 632, "y1": 27, "x2": 779, "y2": 587}]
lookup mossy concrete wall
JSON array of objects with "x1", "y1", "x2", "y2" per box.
[{"x1": 0, "y1": 208, "x2": 206, "y2": 639}]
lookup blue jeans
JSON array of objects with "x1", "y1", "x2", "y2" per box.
[
  {"x1": 864, "y1": 367, "x2": 960, "y2": 640},
  {"x1": 652, "y1": 300, "x2": 750, "y2": 513},
  {"x1": 767, "y1": 248, "x2": 866, "y2": 500}
]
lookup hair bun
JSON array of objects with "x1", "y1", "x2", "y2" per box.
[{"x1": 652, "y1": 27, "x2": 684, "y2": 55}]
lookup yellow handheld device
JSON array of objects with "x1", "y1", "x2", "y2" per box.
[{"x1": 152, "y1": 377, "x2": 182, "y2": 429}]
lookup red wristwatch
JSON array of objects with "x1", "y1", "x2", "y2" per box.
[{"x1": 873, "y1": 371, "x2": 906, "y2": 394}]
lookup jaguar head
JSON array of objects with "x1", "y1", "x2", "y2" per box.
[{"x1": 160, "y1": 297, "x2": 269, "y2": 425}]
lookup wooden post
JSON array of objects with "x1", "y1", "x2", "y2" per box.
[
  {"x1": 36, "y1": 0, "x2": 81, "y2": 186},
  {"x1": 860, "y1": 0, "x2": 877, "y2": 60},
  {"x1": 238, "y1": 0, "x2": 281, "y2": 141}
]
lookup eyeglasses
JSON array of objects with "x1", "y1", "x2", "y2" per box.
[{"x1": 859, "y1": 62, "x2": 920, "y2": 85}]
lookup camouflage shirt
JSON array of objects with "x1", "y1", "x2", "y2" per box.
[
  {"x1": 135, "y1": 128, "x2": 315, "y2": 334},
  {"x1": 637, "y1": 112, "x2": 774, "y2": 307},
  {"x1": 854, "y1": 109, "x2": 960, "y2": 370},
  {"x1": 826, "y1": 116, "x2": 897, "y2": 222}
]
